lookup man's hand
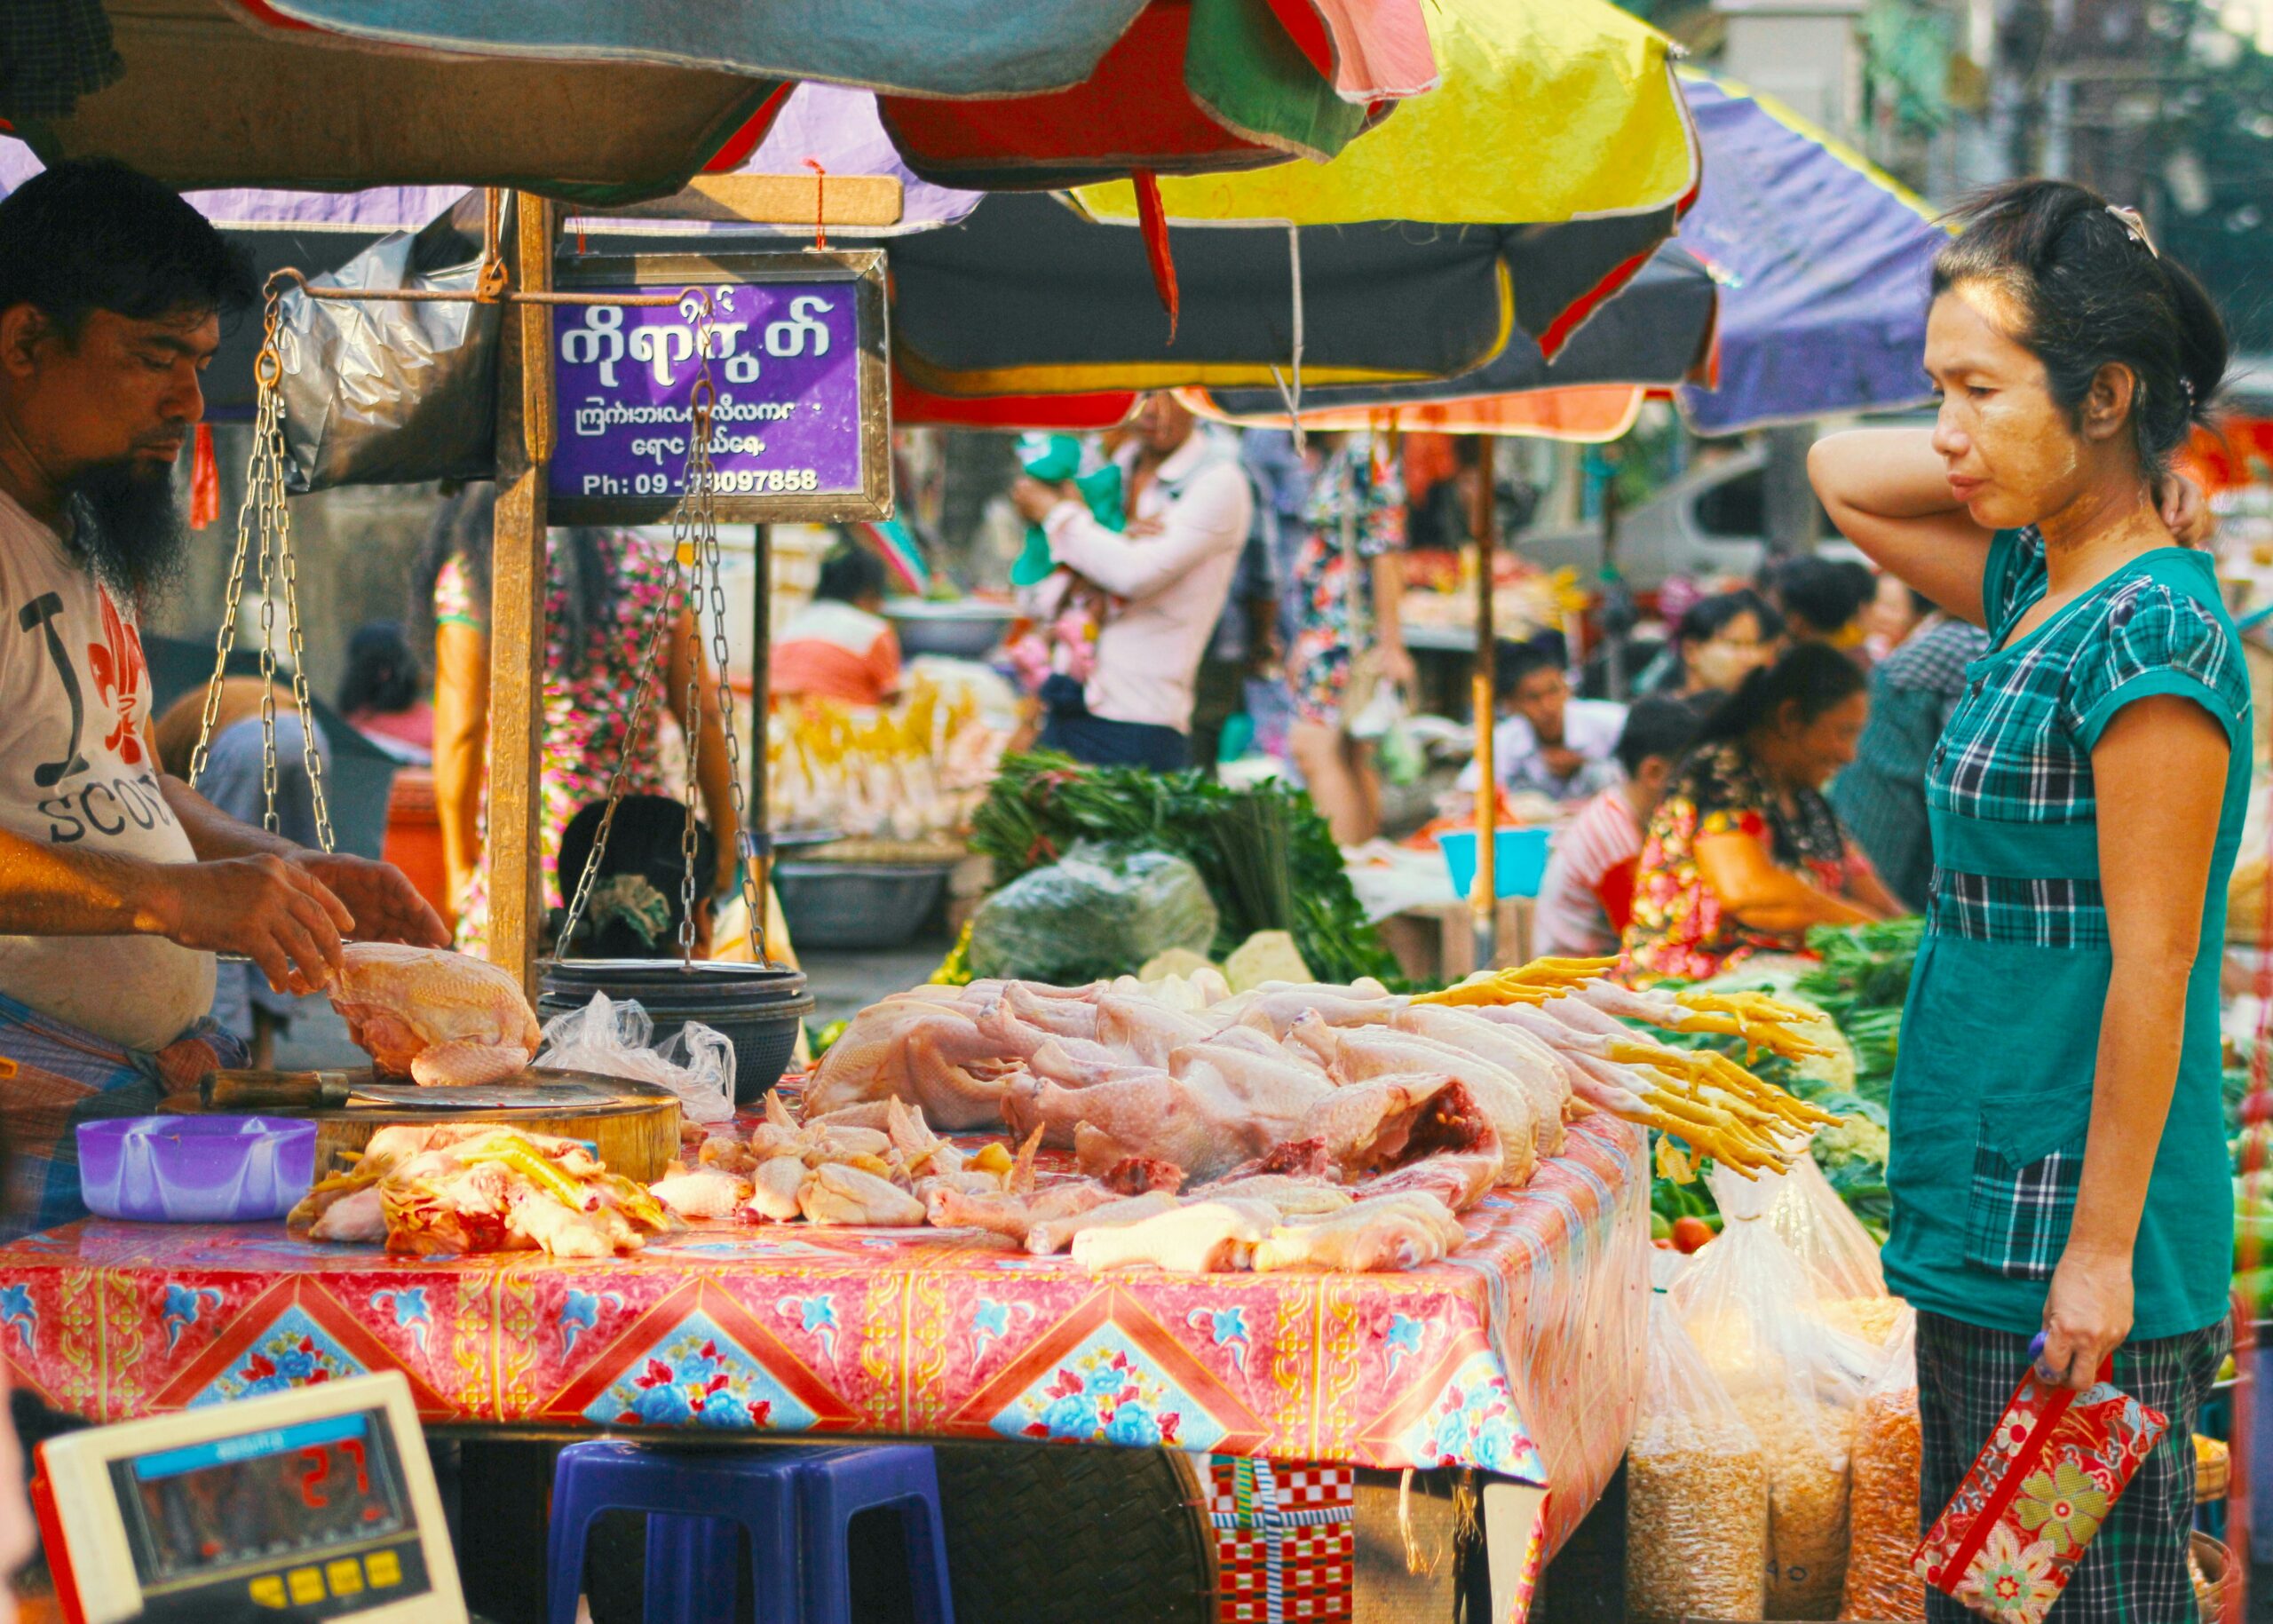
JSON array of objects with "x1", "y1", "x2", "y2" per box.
[
  {"x1": 147, "y1": 856, "x2": 355, "y2": 994},
  {"x1": 1540, "y1": 743, "x2": 1588, "y2": 780},
  {"x1": 292, "y1": 852, "x2": 450, "y2": 949},
  {"x1": 2039, "y1": 1245, "x2": 2134, "y2": 1390},
  {"x1": 2158, "y1": 473, "x2": 2215, "y2": 548},
  {"x1": 1010, "y1": 476, "x2": 1074, "y2": 525}
]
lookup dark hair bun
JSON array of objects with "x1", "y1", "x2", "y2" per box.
[{"x1": 1932, "y1": 179, "x2": 2228, "y2": 474}]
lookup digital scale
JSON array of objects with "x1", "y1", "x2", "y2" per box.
[{"x1": 30, "y1": 1372, "x2": 465, "y2": 1624}]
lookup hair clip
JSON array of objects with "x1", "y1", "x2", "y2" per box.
[{"x1": 2106, "y1": 203, "x2": 2159, "y2": 257}]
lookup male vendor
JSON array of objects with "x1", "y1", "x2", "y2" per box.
[{"x1": 0, "y1": 161, "x2": 447, "y2": 1234}]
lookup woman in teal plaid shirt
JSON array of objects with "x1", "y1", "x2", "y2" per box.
[{"x1": 1813, "y1": 179, "x2": 2241, "y2": 1620}]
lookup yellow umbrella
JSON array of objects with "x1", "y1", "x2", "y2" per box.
[{"x1": 1067, "y1": 0, "x2": 1696, "y2": 229}]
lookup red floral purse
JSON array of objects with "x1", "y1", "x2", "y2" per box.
[{"x1": 1911, "y1": 1340, "x2": 2168, "y2": 1622}]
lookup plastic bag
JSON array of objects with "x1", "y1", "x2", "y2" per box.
[
  {"x1": 1763, "y1": 1153, "x2": 1895, "y2": 1344},
  {"x1": 1628, "y1": 1252, "x2": 1769, "y2": 1624},
  {"x1": 968, "y1": 841, "x2": 1218, "y2": 985},
  {"x1": 1841, "y1": 1305, "x2": 1925, "y2": 1621},
  {"x1": 276, "y1": 192, "x2": 500, "y2": 492},
  {"x1": 536, "y1": 991, "x2": 736, "y2": 1124},
  {"x1": 1674, "y1": 1166, "x2": 1880, "y2": 1620}
]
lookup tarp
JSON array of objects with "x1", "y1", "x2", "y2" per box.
[
  {"x1": 18, "y1": 0, "x2": 1435, "y2": 204},
  {"x1": 1069, "y1": 0, "x2": 1696, "y2": 230},
  {"x1": 883, "y1": 197, "x2": 1697, "y2": 395},
  {"x1": 1198, "y1": 242, "x2": 1715, "y2": 417},
  {"x1": 1673, "y1": 72, "x2": 1945, "y2": 435}
]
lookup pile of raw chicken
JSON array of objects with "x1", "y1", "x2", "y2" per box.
[
  {"x1": 290, "y1": 1124, "x2": 675, "y2": 1259},
  {"x1": 643, "y1": 958, "x2": 1834, "y2": 1275}
]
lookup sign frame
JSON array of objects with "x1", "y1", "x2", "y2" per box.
[{"x1": 546, "y1": 248, "x2": 891, "y2": 527}]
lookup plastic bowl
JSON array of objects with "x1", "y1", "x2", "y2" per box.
[
  {"x1": 1435, "y1": 827, "x2": 1553, "y2": 901},
  {"x1": 76, "y1": 1116, "x2": 317, "y2": 1224},
  {"x1": 773, "y1": 862, "x2": 953, "y2": 950}
]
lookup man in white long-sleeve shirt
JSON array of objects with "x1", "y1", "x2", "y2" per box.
[{"x1": 1010, "y1": 393, "x2": 1252, "y2": 769}]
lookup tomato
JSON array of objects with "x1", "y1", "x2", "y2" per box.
[
  {"x1": 1671, "y1": 1216, "x2": 1715, "y2": 1255},
  {"x1": 1652, "y1": 1237, "x2": 1675, "y2": 1249}
]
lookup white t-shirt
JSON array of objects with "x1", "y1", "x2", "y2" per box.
[{"x1": 0, "y1": 493, "x2": 211, "y2": 1050}]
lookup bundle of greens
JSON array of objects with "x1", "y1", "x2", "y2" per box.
[
  {"x1": 1792, "y1": 917, "x2": 1922, "y2": 1108},
  {"x1": 969, "y1": 752, "x2": 1400, "y2": 985}
]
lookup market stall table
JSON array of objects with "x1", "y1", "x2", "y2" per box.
[{"x1": 0, "y1": 1117, "x2": 1645, "y2": 1619}]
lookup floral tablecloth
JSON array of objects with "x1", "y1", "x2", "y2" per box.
[{"x1": 0, "y1": 1117, "x2": 1646, "y2": 1561}]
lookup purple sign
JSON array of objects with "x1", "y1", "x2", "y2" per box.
[{"x1": 548, "y1": 254, "x2": 890, "y2": 523}]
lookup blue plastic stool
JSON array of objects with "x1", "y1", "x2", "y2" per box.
[
  {"x1": 793, "y1": 1446, "x2": 955, "y2": 1624},
  {"x1": 545, "y1": 1440, "x2": 802, "y2": 1624}
]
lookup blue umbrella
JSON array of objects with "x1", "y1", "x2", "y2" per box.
[{"x1": 1675, "y1": 71, "x2": 1947, "y2": 434}]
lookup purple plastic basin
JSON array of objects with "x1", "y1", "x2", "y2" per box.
[{"x1": 76, "y1": 1116, "x2": 317, "y2": 1223}]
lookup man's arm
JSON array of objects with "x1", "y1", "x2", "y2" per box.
[
  {"x1": 159, "y1": 773, "x2": 449, "y2": 953},
  {"x1": 1044, "y1": 465, "x2": 1252, "y2": 600},
  {"x1": 0, "y1": 820, "x2": 353, "y2": 993},
  {"x1": 162, "y1": 772, "x2": 301, "y2": 861}
]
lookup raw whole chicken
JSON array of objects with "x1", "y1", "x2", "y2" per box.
[
  {"x1": 1252, "y1": 1193, "x2": 1465, "y2": 1273},
  {"x1": 327, "y1": 944, "x2": 541, "y2": 1086}
]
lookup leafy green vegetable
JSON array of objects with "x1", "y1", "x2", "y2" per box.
[
  {"x1": 1790, "y1": 917, "x2": 1921, "y2": 1108},
  {"x1": 968, "y1": 751, "x2": 1402, "y2": 986}
]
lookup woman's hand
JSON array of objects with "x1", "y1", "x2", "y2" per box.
[
  {"x1": 1376, "y1": 641, "x2": 1418, "y2": 690},
  {"x1": 2039, "y1": 1246, "x2": 2134, "y2": 1390},
  {"x1": 1010, "y1": 477, "x2": 1073, "y2": 524},
  {"x1": 2158, "y1": 473, "x2": 2215, "y2": 547}
]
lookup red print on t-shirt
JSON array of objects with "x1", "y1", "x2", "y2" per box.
[{"x1": 87, "y1": 587, "x2": 147, "y2": 765}]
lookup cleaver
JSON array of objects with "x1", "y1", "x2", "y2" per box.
[{"x1": 198, "y1": 1068, "x2": 630, "y2": 1112}]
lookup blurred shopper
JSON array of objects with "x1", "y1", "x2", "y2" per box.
[
  {"x1": 338, "y1": 620, "x2": 433, "y2": 764},
  {"x1": 1285, "y1": 431, "x2": 1413, "y2": 843},
  {"x1": 1769, "y1": 555, "x2": 1879, "y2": 655},
  {"x1": 1010, "y1": 393, "x2": 1250, "y2": 771},
  {"x1": 771, "y1": 536, "x2": 902, "y2": 709},
  {"x1": 416, "y1": 484, "x2": 738, "y2": 955},
  {"x1": 1469, "y1": 635, "x2": 1627, "y2": 804},
  {"x1": 1637, "y1": 588, "x2": 1782, "y2": 709},
  {"x1": 1827, "y1": 605, "x2": 1991, "y2": 911},
  {"x1": 1532, "y1": 698, "x2": 1698, "y2": 957},
  {"x1": 1625, "y1": 644, "x2": 1897, "y2": 979}
]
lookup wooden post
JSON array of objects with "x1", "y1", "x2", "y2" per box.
[
  {"x1": 748, "y1": 523, "x2": 772, "y2": 914},
  {"x1": 486, "y1": 191, "x2": 558, "y2": 998},
  {"x1": 1470, "y1": 439, "x2": 1499, "y2": 971}
]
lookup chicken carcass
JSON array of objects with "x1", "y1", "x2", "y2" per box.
[
  {"x1": 925, "y1": 1180, "x2": 1117, "y2": 1243},
  {"x1": 803, "y1": 994, "x2": 1020, "y2": 1127},
  {"x1": 1070, "y1": 1200, "x2": 1277, "y2": 1273},
  {"x1": 1389, "y1": 1005, "x2": 1573, "y2": 1153},
  {"x1": 799, "y1": 1162, "x2": 926, "y2": 1226},
  {"x1": 649, "y1": 1168, "x2": 750, "y2": 1219},
  {"x1": 1252, "y1": 1193, "x2": 1464, "y2": 1273},
  {"x1": 1287, "y1": 1017, "x2": 1538, "y2": 1186},
  {"x1": 327, "y1": 944, "x2": 541, "y2": 1086},
  {"x1": 1026, "y1": 1191, "x2": 1180, "y2": 1255}
]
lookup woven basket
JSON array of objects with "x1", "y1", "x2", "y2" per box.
[
  {"x1": 934, "y1": 1444, "x2": 1216, "y2": 1624},
  {"x1": 2195, "y1": 1433, "x2": 2230, "y2": 1502},
  {"x1": 2191, "y1": 1530, "x2": 2234, "y2": 1621}
]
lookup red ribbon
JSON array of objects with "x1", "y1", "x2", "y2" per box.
[
  {"x1": 1133, "y1": 170, "x2": 1180, "y2": 342},
  {"x1": 188, "y1": 423, "x2": 219, "y2": 531},
  {"x1": 805, "y1": 158, "x2": 828, "y2": 252}
]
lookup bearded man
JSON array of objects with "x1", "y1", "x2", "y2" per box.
[{"x1": 0, "y1": 160, "x2": 446, "y2": 1233}]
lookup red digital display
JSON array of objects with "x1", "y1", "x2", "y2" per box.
[{"x1": 113, "y1": 1409, "x2": 408, "y2": 1588}]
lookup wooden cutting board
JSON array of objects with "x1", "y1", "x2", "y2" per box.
[{"x1": 161, "y1": 1068, "x2": 684, "y2": 1184}]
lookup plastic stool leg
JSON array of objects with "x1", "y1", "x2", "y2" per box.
[
  {"x1": 645, "y1": 1514, "x2": 743, "y2": 1624},
  {"x1": 796, "y1": 1448, "x2": 954, "y2": 1624}
]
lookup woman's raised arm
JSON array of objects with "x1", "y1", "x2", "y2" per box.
[{"x1": 1810, "y1": 427, "x2": 1995, "y2": 627}]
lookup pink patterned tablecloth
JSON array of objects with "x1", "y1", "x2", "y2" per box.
[{"x1": 0, "y1": 1117, "x2": 1646, "y2": 1555}]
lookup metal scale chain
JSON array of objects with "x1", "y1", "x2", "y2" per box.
[
  {"x1": 556, "y1": 289, "x2": 770, "y2": 968},
  {"x1": 186, "y1": 282, "x2": 336, "y2": 852}
]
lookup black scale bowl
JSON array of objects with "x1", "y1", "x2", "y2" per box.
[{"x1": 538, "y1": 959, "x2": 812, "y2": 1105}]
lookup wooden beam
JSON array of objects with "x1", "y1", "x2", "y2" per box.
[
  {"x1": 1471, "y1": 440, "x2": 1499, "y2": 970},
  {"x1": 486, "y1": 191, "x2": 558, "y2": 999},
  {"x1": 594, "y1": 173, "x2": 904, "y2": 228}
]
